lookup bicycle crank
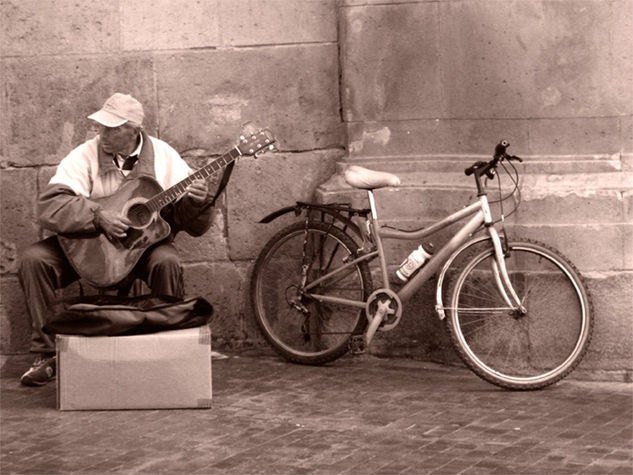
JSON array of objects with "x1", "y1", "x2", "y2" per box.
[{"x1": 365, "y1": 289, "x2": 403, "y2": 332}]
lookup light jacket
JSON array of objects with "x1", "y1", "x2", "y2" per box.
[{"x1": 38, "y1": 131, "x2": 219, "y2": 239}]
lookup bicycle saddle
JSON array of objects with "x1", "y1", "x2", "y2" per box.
[{"x1": 344, "y1": 165, "x2": 401, "y2": 190}]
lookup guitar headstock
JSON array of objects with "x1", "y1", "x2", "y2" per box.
[{"x1": 236, "y1": 124, "x2": 277, "y2": 158}]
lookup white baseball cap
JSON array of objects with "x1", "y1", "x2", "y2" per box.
[{"x1": 88, "y1": 93, "x2": 145, "y2": 127}]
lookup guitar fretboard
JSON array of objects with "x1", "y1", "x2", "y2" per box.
[{"x1": 145, "y1": 148, "x2": 240, "y2": 212}]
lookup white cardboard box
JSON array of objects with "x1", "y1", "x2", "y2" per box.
[{"x1": 56, "y1": 325, "x2": 212, "y2": 411}]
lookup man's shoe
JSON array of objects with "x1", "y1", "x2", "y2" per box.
[{"x1": 20, "y1": 354, "x2": 56, "y2": 386}]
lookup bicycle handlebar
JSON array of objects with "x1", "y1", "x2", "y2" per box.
[{"x1": 464, "y1": 140, "x2": 523, "y2": 178}]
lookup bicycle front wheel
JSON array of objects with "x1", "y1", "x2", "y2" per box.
[
  {"x1": 251, "y1": 221, "x2": 373, "y2": 365},
  {"x1": 446, "y1": 240, "x2": 593, "y2": 390}
]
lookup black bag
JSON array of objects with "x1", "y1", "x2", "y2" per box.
[{"x1": 44, "y1": 294, "x2": 213, "y2": 337}]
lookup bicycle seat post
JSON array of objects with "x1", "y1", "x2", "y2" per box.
[
  {"x1": 366, "y1": 189, "x2": 391, "y2": 289},
  {"x1": 367, "y1": 189, "x2": 379, "y2": 220}
]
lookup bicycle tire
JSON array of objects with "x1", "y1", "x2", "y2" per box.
[
  {"x1": 445, "y1": 239, "x2": 593, "y2": 390},
  {"x1": 251, "y1": 221, "x2": 373, "y2": 365}
]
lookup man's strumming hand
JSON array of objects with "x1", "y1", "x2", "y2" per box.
[{"x1": 94, "y1": 208, "x2": 132, "y2": 239}]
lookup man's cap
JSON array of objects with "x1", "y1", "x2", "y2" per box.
[{"x1": 88, "y1": 93, "x2": 144, "y2": 127}]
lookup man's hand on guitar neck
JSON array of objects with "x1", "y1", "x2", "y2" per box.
[
  {"x1": 185, "y1": 178, "x2": 209, "y2": 204},
  {"x1": 94, "y1": 208, "x2": 132, "y2": 240}
]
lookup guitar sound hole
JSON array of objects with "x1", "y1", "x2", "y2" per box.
[{"x1": 127, "y1": 203, "x2": 153, "y2": 228}]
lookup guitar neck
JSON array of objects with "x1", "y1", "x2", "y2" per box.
[{"x1": 145, "y1": 148, "x2": 240, "y2": 212}]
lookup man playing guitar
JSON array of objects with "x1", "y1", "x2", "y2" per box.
[{"x1": 18, "y1": 93, "x2": 232, "y2": 386}]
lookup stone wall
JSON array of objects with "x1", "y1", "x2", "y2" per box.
[{"x1": 340, "y1": 0, "x2": 631, "y2": 156}]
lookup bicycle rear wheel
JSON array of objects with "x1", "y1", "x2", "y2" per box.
[
  {"x1": 446, "y1": 240, "x2": 593, "y2": 390},
  {"x1": 251, "y1": 221, "x2": 373, "y2": 365}
]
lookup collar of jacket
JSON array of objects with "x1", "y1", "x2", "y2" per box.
[{"x1": 96, "y1": 130, "x2": 156, "y2": 179}]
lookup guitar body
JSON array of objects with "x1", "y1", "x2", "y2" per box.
[{"x1": 58, "y1": 176, "x2": 171, "y2": 288}]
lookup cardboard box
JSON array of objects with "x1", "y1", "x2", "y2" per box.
[{"x1": 56, "y1": 326, "x2": 212, "y2": 411}]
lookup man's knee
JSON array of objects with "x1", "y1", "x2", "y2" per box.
[
  {"x1": 18, "y1": 242, "x2": 50, "y2": 275},
  {"x1": 148, "y1": 246, "x2": 182, "y2": 275},
  {"x1": 144, "y1": 245, "x2": 184, "y2": 298},
  {"x1": 18, "y1": 238, "x2": 74, "y2": 289}
]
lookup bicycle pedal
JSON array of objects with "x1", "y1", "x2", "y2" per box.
[{"x1": 348, "y1": 335, "x2": 366, "y2": 355}]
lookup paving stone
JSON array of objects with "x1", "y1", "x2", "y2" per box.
[{"x1": 1, "y1": 353, "x2": 631, "y2": 474}]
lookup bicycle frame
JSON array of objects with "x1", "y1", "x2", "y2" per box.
[{"x1": 302, "y1": 189, "x2": 526, "y2": 344}]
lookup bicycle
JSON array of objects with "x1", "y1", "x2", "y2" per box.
[{"x1": 250, "y1": 141, "x2": 594, "y2": 390}]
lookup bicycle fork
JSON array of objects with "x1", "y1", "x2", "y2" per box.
[
  {"x1": 487, "y1": 225, "x2": 528, "y2": 315},
  {"x1": 480, "y1": 193, "x2": 527, "y2": 315}
]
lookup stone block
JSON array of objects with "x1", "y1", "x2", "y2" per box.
[
  {"x1": 174, "y1": 206, "x2": 229, "y2": 263},
  {"x1": 514, "y1": 189, "x2": 630, "y2": 225},
  {"x1": 342, "y1": 0, "x2": 437, "y2": 5},
  {"x1": 611, "y1": 0, "x2": 633, "y2": 111},
  {"x1": 341, "y1": 2, "x2": 441, "y2": 122},
  {"x1": 346, "y1": 120, "x2": 529, "y2": 157},
  {"x1": 439, "y1": 0, "x2": 632, "y2": 119},
  {"x1": 0, "y1": 276, "x2": 30, "y2": 353},
  {"x1": 121, "y1": 0, "x2": 220, "y2": 51},
  {"x1": 622, "y1": 115, "x2": 633, "y2": 155},
  {"x1": 622, "y1": 154, "x2": 633, "y2": 173},
  {"x1": 0, "y1": 168, "x2": 39, "y2": 274},
  {"x1": 154, "y1": 45, "x2": 344, "y2": 152},
  {"x1": 510, "y1": 223, "x2": 632, "y2": 273},
  {"x1": 4, "y1": 56, "x2": 157, "y2": 167},
  {"x1": 183, "y1": 261, "x2": 256, "y2": 346},
  {"x1": 220, "y1": 0, "x2": 337, "y2": 46},
  {"x1": 625, "y1": 191, "x2": 633, "y2": 223},
  {"x1": 0, "y1": 61, "x2": 7, "y2": 162},
  {"x1": 371, "y1": 187, "x2": 475, "y2": 221},
  {"x1": 0, "y1": 0, "x2": 119, "y2": 56},
  {"x1": 528, "y1": 118, "x2": 621, "y2": 155},
  {"x1": 227, "y1": 149, "x2": 342, "y2": 260},
  {"x1": 581, "y1": 272, "x2": 633, "y2": 370},
  {"x1": 517, "y1": 158, "x2": 623, "y2": 174}
]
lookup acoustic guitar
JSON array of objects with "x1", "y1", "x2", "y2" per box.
[{"x1": 57, "y1": 126, "x2": 276, "y2": 288}]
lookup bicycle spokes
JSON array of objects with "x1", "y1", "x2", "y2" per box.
[{"x1": 447, "y1": 241, "x2": 592, "y2": 389}]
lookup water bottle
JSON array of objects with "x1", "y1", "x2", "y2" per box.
[{"x1": 396, "y1": 243, "x2": 435, "y2": 282}]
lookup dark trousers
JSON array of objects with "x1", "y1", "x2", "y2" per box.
[{"x1": 18, "y1": 236, "x2": 184, "y2": 353}]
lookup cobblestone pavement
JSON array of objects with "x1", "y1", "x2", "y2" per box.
[{"x1": 1, "y1": 351, "x2": 631, "y2": 475}]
